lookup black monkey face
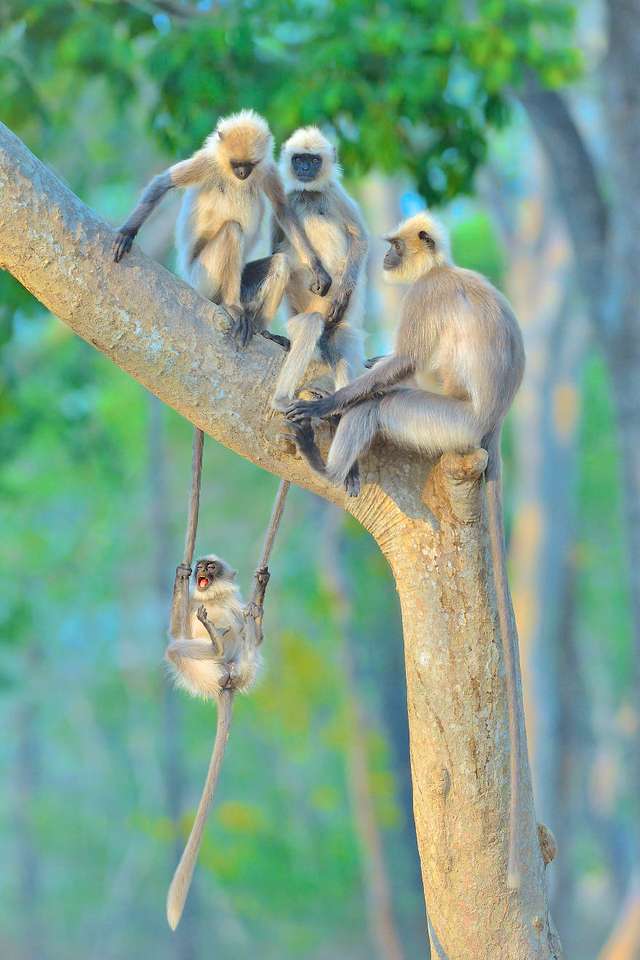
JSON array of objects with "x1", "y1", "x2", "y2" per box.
[
  {"x1": 194, "y1": 558, "x2": 223, "y2": 591},
  {"x1": 291, "y1": 153, "x2": 323, "y2": 182},
  {"x1": 230, "y1": 160, "x2": 257, "y2": 181},
  {"x1": 383, "y1": 238, "x2": 404, "y2": 271}
]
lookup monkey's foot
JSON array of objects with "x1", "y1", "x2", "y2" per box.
[
  {"x1": 281, "y1": 420, "x2": 327, "y2": 475},
  {"x1": 344, "y1": 462, "x2": 361, "y2": 497},
  {"x1": 225, "y1": 304, "x2": 255, "y2": 348},
  {"x1": 260, "y1": 330, "x2": 291, "y2": 351},
  {"x1": 113, "y1": 229, "x2": 136, "y2": 262}
]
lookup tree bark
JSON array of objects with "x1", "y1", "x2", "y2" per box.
[{"x1": 0, "y1": 121, "x2": 558, "y2": 959}]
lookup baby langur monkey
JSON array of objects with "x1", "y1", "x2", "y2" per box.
[
  {"x1": 164, "y1": 554, "x2": 269, "y2": 929},
  {"x1": 287, "y1": 211, "x2": 527, "y2": 890},
  {"x1": 271, "y1": 127, "x2": 368, "y2": 410},
  {"x1": 113, "y1": 110, "x2": 331, "y2": 347}
]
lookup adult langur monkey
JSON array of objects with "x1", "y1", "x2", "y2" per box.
[
  {"x1": 270, "y1": 126, "x2": 368, "y2": 410},
  {"x1": 113, "y1": 109, "x2": 331, "y2": 346},
  {"x1": 286, "y1": 211, "x2": 527, "y2": 890}
]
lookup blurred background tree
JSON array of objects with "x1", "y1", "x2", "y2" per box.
[{"x1": 0, "y1": 1, "x2": 636, "y2": 958}]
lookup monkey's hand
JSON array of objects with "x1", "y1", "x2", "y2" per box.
[
  {"x1": 285, "y1": 395, "x2": 337, "y2": 422},
  {"x1": 309, "y1": 259, "x2": 332, "y2": 298},
  {"x1": 244, "y1": 600, "x2": 263, "y2": 624},
  {"x1": 364, "y1": 355, "x2": 388, "y2": 369},
  {"x1": 195, "y1": 605, "x2": 210, "y2": 626},
  {"x1": 326, "y1": 284, "x2": 353, "y2": 325},
  {"x1": 113, "y1": 227, "x2": 137, "y2": 262}
]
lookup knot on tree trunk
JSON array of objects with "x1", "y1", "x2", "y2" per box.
[{"x1": 423, "y1": 448, "x2": 489, "y2": 524}]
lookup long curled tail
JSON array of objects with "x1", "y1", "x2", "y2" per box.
[
  {"x1": 166, "y1": 689, "x2": 234, "y2": 929},
  {"x1": 485, "y1": 426, "x2": 523, "y2": 890}
]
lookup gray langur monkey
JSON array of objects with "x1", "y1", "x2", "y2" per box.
[
  {"x1": 164, "y1": 554, "x2": 269, "y2": 929},
  {"x1": 270, "y1": 127, "x2": 368, "y2": 410},
  {"x1": 113, "y1": 110, "x2": 331, "y2": 347},
  {"x1": 286, "y1": 211, "x2": 527, "y2": 890}
]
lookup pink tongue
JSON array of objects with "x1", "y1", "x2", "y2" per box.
[{"x1": 198, "y1": 578, "x2": 208, "y2": 589}]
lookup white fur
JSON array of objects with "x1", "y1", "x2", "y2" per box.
[{"x1": 279, "y1": 126, "x2": 341, "y2": 192}]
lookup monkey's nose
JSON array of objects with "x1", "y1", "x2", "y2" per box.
[{"x1": 234, "y1": 165, "x2": 251, "y2": 180}]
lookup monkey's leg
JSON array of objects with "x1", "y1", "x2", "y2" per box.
[
  {"x1": 166, "y1": 640, "x2": 220, "y2": 662},
  {"x1": 325, "y1": 400, "x2": 381, "y2": 488},
  {"x1": 191, "y1": 222, "x2": 245, "y2": 331},
  {"x1": 376, "y1": 388, "x2": 479, "y2": 455},
  {"x1": 240, "y1": 254, "x2": 291, "y2": 349},
  {"x1": 271, "y1": 312, "x2": 325, "y2": 411},
  {"x1": 282, "y1": 419, "x2": 328, "y2": 476}
]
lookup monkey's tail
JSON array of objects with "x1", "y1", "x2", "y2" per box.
[
  {"x1": 166, "y1": 689, "x2": 234, "y2": 930},
  {"x1": 485, "y1": 426, "x2": 523, "y2": 890}
]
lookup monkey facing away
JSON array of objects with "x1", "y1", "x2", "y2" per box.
[
  {"x1": 113, "y1": 110, "x2": 331, "y2": 346},
  {"x1": 164, "y1": 553, "x2": 269, "y2": 929},
  {"x1": 270, "y1": 126, "x2": 368, "y2": 409},
  {"x1": 287, "y1": 211, "x2": 527, "y2": 888}
]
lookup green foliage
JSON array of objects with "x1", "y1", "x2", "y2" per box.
[{"x1": 2, "y1": 0, "x2": 580, "y2": 205}]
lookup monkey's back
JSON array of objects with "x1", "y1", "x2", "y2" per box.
[{"x1": 398, "y1": 265, "x2": 524, "y2": 433}]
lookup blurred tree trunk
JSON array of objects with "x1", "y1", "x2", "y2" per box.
[
  {"x1": 519, "y1": 0, "x2": 640, "y2": 867},
  {"x1": 0, "y1": 122, "x2": 561, "y2": 959},
  {"x1": 597, "y1": 876, "x2": 640, "y2": 960},
  {"x1": 322, "y1": 506, "x2": 406, "y2": 960},
  {"x1": 14, "y1": 645, "x2": 44, "y2": 960},
  {"x1": 148, "y1": 397, "x2": 198, "y2": 959}
]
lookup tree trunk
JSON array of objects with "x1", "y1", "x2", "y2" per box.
[
  {"x1": 604, "y1": 0, "x2": 640, "y2": 847},
  {"x1": 0, "y1": 122, "x2": 559, "y2": 959}
]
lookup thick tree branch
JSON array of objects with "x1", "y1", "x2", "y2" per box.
[{"x1": 0, "y1": 122, "x2": 560, "y2": 959}]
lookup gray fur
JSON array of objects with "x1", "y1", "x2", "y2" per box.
[
  {"x1": 272, "y1": 129, "x2": 368, "y2": 408},
  {"x1": 289, "y1": 210, "x2": 527, "y2": 891}
]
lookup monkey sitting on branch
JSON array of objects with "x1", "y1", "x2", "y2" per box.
[
  {"x1": 164, "y1": 553, "x2": 271, "y2": 930},
  {"x1": 113, "y1": 109, "x2": 331, "y2": 347},
  {"x1": 270, "y1": 126, "x2": 368, "y2": 410},
  {"x1": 286, "y1": 210, "x2": 527, "y2": 890}
]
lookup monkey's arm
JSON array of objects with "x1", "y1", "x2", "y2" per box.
[
  {"x1": 263, "y1": 164, "x2": 332, "y2": 297},
  {"x1": 113, "y1": 151, "x2": 211, "y2": 262},
  {"x1": 195, "y1": 605, "x2": 227, "y2": 657},
  {"x1": 326, "y1": 193, "x2": 368, "y2": 326},
  {"x1": 286, "y1": 354, "x2": 414, "y2": 421},
  {"x1": 243, "y1": 566, "x2": 270, "y2": 647}
]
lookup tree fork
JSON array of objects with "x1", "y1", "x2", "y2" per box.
[{"x1": 0, "y1": 121, "x2": 559, "y2": 959}]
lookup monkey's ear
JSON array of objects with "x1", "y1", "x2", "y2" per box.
[
  {"x1": 217, "y1": 129, "x2": 225, "y2": 141},
  {"x1": 419, "y1": 230, "x2": 435, "y2": 250}
]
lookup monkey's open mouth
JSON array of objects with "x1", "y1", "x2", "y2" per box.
[{"x1": 198, "y1": 577, "x2": 209, "y2": 589}]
